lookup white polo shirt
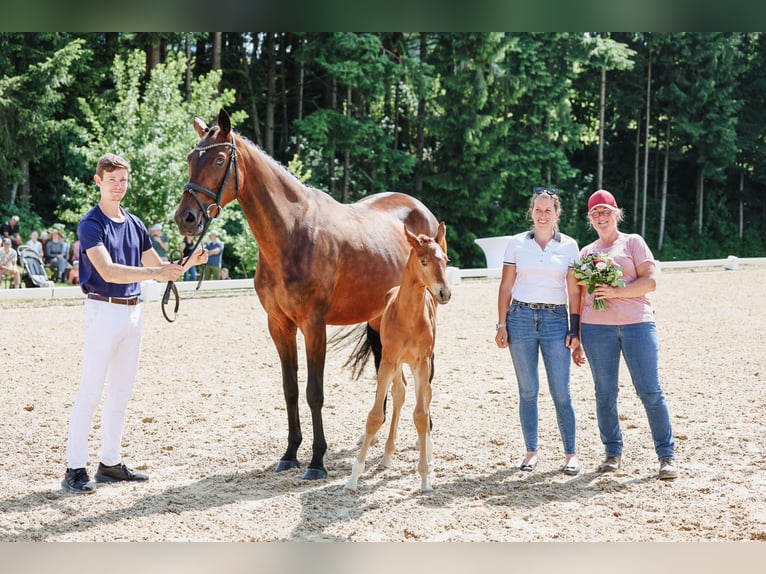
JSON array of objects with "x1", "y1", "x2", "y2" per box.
[{"x1": 503, "y1": 229, "x2": 579, "y2": 305}]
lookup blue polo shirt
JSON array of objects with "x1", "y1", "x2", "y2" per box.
[{"x1": 78, "y1": 205, "x2": 152, "y2": 298}]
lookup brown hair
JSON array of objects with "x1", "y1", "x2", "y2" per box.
[{"x1": 96, "y1": 153, "x2": 131, "y2": 178}]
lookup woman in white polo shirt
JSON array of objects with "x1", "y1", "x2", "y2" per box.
[{"x1": 495, "y1": 187, "x2": 582, "y2": 475}]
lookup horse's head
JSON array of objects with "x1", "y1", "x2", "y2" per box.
[
  {"x1": 175, "y1": 108, "x2": 240, "y2": 236},
  {"x1": 405, "y1": 221, "x2": 452, "y2": 304}
]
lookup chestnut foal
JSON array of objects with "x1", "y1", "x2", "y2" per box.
[{"x1": 345, "y1": 221, "x2": 451, "y2": 494}]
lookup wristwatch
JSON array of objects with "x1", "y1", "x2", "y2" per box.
[{"x1": 495, "y1": 322, "x2": 505, "y2": 330}]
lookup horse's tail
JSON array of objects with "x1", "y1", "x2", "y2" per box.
[{"x1": 330, "y1": 323, "x2": 382, "y2": 380}]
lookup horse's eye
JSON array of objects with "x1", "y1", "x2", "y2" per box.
[
  {"x1": 215, "y1": 157, "x2": 225, "y2": 167},
  {"x1": 421, "y1": 260, "x2": 428, "y2": 267}
]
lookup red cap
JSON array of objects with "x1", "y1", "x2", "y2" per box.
[{"x1": 588, "y1": 189, "x2": 618, "y2": 210}]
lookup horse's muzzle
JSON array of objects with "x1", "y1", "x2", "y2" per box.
[
  {"x1": 434, "y1": 286, "x2": 452, "y2": 304},
  {"x1": 174, "y1": 207, "x2": 204, "y2": 236}
]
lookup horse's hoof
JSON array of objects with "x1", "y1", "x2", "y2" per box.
[
  {"x1": 274, "y1": 459, "x2": 300, "y2": 472},
  {"x1": 302, "y1": 467, "x2": 328, "y2": 480}
]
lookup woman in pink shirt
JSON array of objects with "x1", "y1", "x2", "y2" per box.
[{"x1": 572, "y1": 190, "x2": 677, "y2": 480}]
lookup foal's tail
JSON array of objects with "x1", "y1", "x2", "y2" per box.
[{"x1": 330, "y1": 323, "x2": 382, "y2": 380}]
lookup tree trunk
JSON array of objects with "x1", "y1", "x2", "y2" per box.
[
  {"x1": 658, "y1": 119, "x2": 670, "y2": 252},
  {"x1": 329, "y1": 75, "x2": 337, "y2": 196},
  {"x1": 697, "y1": 168, "x2": 704, "y2": 233},
  {"x1": 633, "y1": 112, "x2": 641, "y2": 230},
  {"x1": 415, "y1": 33, "x2": 427, "y2": 195},
  {"x1": 9, "y1": 182, "x2": 18, "y2": 206},
  {"x1": 739, "y1": 171, "x2": 744, "y2": 239},
  {"x1": 17, "y1": 159, "x2": 30, "y2": 202},
  {"x1": 212, "y1": 32, "x2": 222, "y2": 71},
  {"x1": 146, "y1": 33, "x2": 161, "y2": 72},
  {"x1": 184, "y1": 34, "x2": 193, "y2": 103},
  {"x1": 641, "y1": 51, "x2": 652, "y2": 237},
  {"x1": 265, "y1": 32, "x2": 276, "y2": 156},
  {"x1": 280, "y1": 35, "x2": 289, "y2": 153},
  {"x1": 239, "y1": 36, "x2": 262, "y2": 148},
  {"x1": 597, "y1": 65, "x2": 606, "y2": 190},
  {"x1": 393, "y1": 80, "x2": 401, "y2": 154},
  {"x1": 653, "y1": 144, "x2": 661, "y2": 200},
  {"x1": 342, "y1": 86, "x2": 352, "y2": 203},
  {"x1": 296, "y1": 37, "x2": 305, "y2": 159}
]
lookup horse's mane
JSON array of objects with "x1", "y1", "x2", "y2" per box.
[{"x1": 235, "y1": 132, "x2": 327, "y2": 197}]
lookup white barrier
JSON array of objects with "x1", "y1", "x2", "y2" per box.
[
  {"x1": 0, "y1": 278, "x2": 255, "y2": 302},
  {"x1": 474, "y1": 236, "x2": 511, "y2": 278},
  {"x1": 1, "y1": 257, "x2": 765, "y2": 302}
]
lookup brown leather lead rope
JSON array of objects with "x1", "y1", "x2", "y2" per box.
[{"x1": 161, "y1": 217, "x2": 211, "y2": 323}]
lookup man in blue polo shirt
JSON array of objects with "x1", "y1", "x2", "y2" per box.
[{"x1": 62, "y1": 153, "x2": 208, "y2": 494}]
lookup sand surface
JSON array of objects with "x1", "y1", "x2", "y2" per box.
[{"x1": 1, "y1": 266, "x2": 765, "y2": 543}]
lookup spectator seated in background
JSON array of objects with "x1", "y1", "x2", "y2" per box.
[
  {"x1": 68, "y1": 236, "x2": 81, "y2": 284},
  {"x1": 1, "y1": 215, "x2": 22, "y2": 248},
  {"x1": 26, "y1": 230, "x2": 44, "y2": 258},
  {"x1": 39, "y1": 231, "x2": 49, "y2": 259},
  {"x1": 1, "y1": 237, "x2": 21, "y2": 288},
  {"x1": 45, "y1": 229, "x2": 69, "y2": 283},
  {"x1": 68, "y1": 260, "x2": 80, "y2": 285},
  {"x1": 149, "y1": 223, "x2": 169, "y2": 261}
]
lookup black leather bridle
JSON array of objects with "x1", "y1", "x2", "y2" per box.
[{"x1": 161, "y1": 134, "x2": 240, "y2": 322}]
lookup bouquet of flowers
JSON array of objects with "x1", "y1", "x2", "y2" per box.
[{"x1": 574, "y1": 253, "x2": 625, "y2": 311}]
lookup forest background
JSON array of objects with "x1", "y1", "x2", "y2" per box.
[{"x1": 2, "y1": 32, "x2": 766, "y2": 276}]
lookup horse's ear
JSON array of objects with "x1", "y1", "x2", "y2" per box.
[
  {"x1": 404, "y1": 224, "x2": 419, "y2": 248},
  {"x1": 193, "y1": 116, "x2": 208, "y2": 138},
  {"x1": 218, "y1": 108, "x2": 231, "y2": 135},
  {"x1": 436, "y1": 221, "x2": 448, "y2": 254},
  {"x1": 435, "y1": 221, "x2": 446, "y2": 244}
]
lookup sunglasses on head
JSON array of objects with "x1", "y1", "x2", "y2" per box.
[{"x1": 533, "y1": 187, "x2": 558, "y2": 196}]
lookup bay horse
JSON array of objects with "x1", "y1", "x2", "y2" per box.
[
  {"x1": 174, "y1": 108, "x2": 442, "y2": 480},
  {"x1": 344, "y1": 222, "x2": 450, "y2": 494}
]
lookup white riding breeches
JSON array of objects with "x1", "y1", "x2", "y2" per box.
[{"x1": 66, "y1": 299, "x2": 143, "y2": 468}]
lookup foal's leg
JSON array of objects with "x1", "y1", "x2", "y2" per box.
[
  {"x1": 345, "y1": 361, "x2": 395, "y2": 491},
  {"x1": 381, "y1": 368, "x2": 406, "y2": 468},
  {"x1": 412, "y1": 359, "x2": 434, "y2": 494}
]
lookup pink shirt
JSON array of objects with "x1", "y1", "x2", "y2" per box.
[{"x1": 579, "y1": 233, "x2": 656, "y2": 325}]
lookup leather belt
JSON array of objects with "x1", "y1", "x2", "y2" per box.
[
  {"x1": 512, "y1": 299, "x2": 565, "y2": 311},
  {"x1": 87, "y1": 293, "x2": 140, "y2": 306}
]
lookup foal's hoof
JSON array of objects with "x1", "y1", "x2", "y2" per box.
[
  {"x1": 274, "y1": 459, "x2": 300, "y2": 472},
  {"x1": 302, "y1": 467, "x2": 328, "y2": 480}
]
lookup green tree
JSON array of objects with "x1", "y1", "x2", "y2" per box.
[
  {"x1": 417, "y1": 33, "x2": 516, "y2": 267},
  {"x1": 296, "y1": 33, "x2": 414, "y2": 202},
  {"x1": 0, "y1": 36, "x2": 85, "y2": 211},
  {"x1": 58, "y1": 49, "x2": 246, "y2": 258},
  {"x1": 652, "y1": 33, "x2": 744, "y2": 253}
]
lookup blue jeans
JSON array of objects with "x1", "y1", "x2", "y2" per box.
[
  {"x1": 184, "y1": 265, "x2": 197, "y2": 282},
  {"x1": 506, "y1": 303, "x2": 576, "y2": 454},
  {"x1": 581, "y1": 322, "x2": 675, "y2": 460}
]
